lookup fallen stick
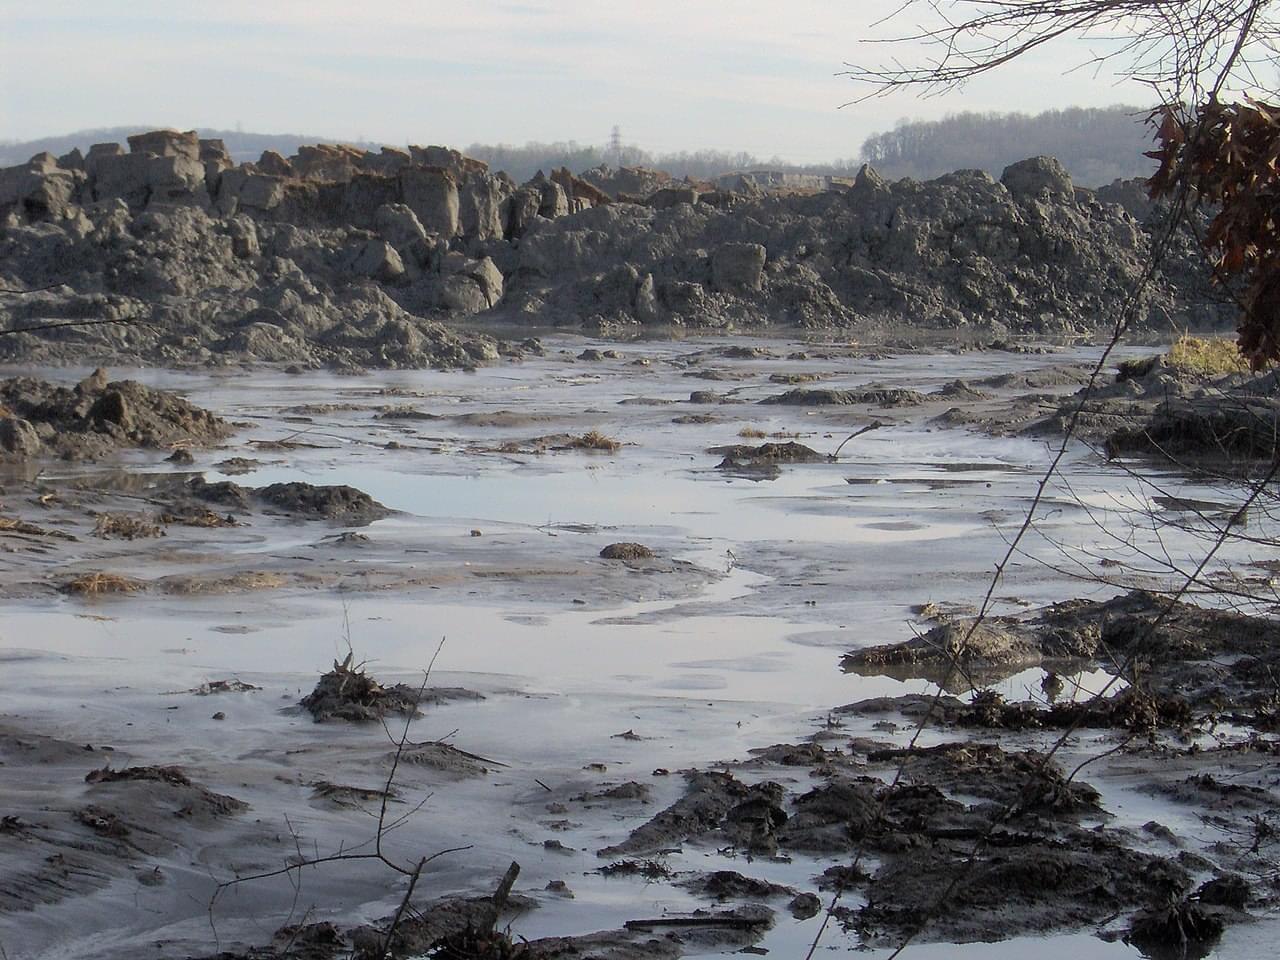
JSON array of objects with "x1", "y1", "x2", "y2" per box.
[
  {"x1": 624, "y1": 915, "x2": 768, "y2": 930},
  {"x1": 491, "y1": 860, "x2": 521, "y2": 917},
  {"x1": 833, "y1": 420, "x2": 883, "y2": 459}
]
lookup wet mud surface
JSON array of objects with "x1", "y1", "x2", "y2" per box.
[{"x1": 2, "y1": 334, "x2": 1279, "y2": 959}]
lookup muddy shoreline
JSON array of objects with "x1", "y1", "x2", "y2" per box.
[{"x1": 2, "y1": 334, "x2": 1278, "y2": 959}]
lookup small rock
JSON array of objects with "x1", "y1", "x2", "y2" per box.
[
  {"x1": 89, "y1": 390, "x2": 131, "y2": 428},
  {"x1": 789, "y1": 892, "x2": 822, "y2": 920},
  {"x1": 0, "y1": 417, "x2": 41, "y2": 457},
  {"x1": 76, "y1": 368, "x2": 109, "y2": 394}
]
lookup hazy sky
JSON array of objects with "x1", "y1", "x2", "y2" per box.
[{"x1": 0, "y1": 1, "x2": 1150, "y2": 160}]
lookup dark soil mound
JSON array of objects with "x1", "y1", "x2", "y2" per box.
[
  {"x1": 1106, "y1": 398, "x2": 1280, "y2": 462},
  {"x1": 712, "y1": 441, "x2": 827, "y2": 469},
  {"x1": 166, "y1": 476, "x2": 390, "y2": 525},
  {"x1": 600, "y1": 542, "x2": 654, "y2": 560},
  {"x1": 861, "y1": 836, "x2": 1187, "y2": 944},
  {"x1": 0, "y1": 370, "x2": 229, "y2": 461},
  {"x1": 257, "y1": 482, "x2": 390, "y2": 525}
]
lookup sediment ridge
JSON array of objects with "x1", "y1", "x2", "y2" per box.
[{"x1": 0, "y1": 128, "x2": 1225, "y2": 368}]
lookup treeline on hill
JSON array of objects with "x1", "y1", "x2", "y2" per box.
[
  {"x1": 461, "y1": 142, "x2": 858, "y2": 183},
  {"x1": 860, "y1": 106, "x2": 1157, "y2": 186}
]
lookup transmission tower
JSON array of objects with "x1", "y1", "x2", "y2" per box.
[{"x1": 609, "y1": 126, "x2": 623, "y2": 167}]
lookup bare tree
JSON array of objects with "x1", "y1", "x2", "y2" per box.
[
  {"x1": 850, "y1": 2, "x2": 1280, "y2": 363},
  {"x1": 847, "y1": 1, "x2": 1279, "y2": 105},
  {"x1": 795, "y1": 6, "x2": 1280, "y2": 958}
]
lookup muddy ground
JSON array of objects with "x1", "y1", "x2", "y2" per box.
[{"x1": 2, "y1": 334, "x2": 1278, "y2": 959}]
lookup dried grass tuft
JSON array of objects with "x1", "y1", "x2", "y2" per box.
[
  {"x1": 0, "y1": 516, "x2": 76, "y2": 540},
  {"x1": 1166, "y1": 335, "x2": 1251, "y2": 375},
  {"x1": 62, "y1": 572, "x2": 146, "y2": 596},
  {"x1": 568, "y1": 430, "x2": 621, "y2": 452}
]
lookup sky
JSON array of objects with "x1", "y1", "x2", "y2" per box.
[{"x1": 0, "y1": 1, "x2": 1151, "y2": 162}]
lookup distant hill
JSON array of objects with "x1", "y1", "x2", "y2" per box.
[
  {"x1": 0, "y1": 127, "x2": 388, "y2": 166},
  {"x1": 0, "y1": 126, "x2": 846, "y2": 185},
  {"x1": 860, "y1": 106, "x2": 1157, "y2": 187}
]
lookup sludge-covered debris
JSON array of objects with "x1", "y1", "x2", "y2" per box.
[
  {"x1": 1106, "y1": 399, "x2": 1280, "y2": 463},
  {"x1": 579, "y1": 728, "x2": 1222, "y2": 948},
  {"x1": 741, "y1": 741, "x2": 861, "y2": 770},
  {"x1": 677, "y1": 869, "x2": 796, "y2": 902},
  {"x1": 0, "y1": 516, "x2": 77, "y2": 540},
  {"x1": 857, "y1": 834, "x2": 1190, "y2": 945},
  {"x1": 187, "y1": 678, "x2": 262, "y2": 695},
  {"x1": 309, "y1": 781, "x2": 398, "y2": 808},
  {"x1": 956, "y1": 687, "x2": 1195, "y2": 734},
  {"x1": 1124, "y1": 899, "x2": 1226, "y2": 958},
  {"x1": 91, "y1": 512, "x2": 164, "y2": 539},
  {"x1": 391, "y1": 740, "x2": 493, "y2": 778},
  {"x1": 571, "y1": 781, "x2": 652, "y2": 804},
  {"x1": 759, "y1": 388, "x2": 926, "y2": 407},
  {"x1": 843, "y1": 590, "x2": 1280, "y2": 727},
  {"x1": 598, "y1": 859, "x2": 673, "y2": 879},
  {"x1": 863, "y1": 742, "x2": 1102, "y2": 815},
  {"x1": 299, "y1": 655, "x2": 484, "y2": 724},
  {"x1": 300, "y1": 655, "x2": 427, "y2": 723},
  {"x1": 84, "y1": 765, "x2": 192, "y2": 786},
  {"x1": 595, "y1": 773, "x2": 788, "y2": 856}
]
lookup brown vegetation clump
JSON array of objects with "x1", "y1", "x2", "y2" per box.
[
  {"x1": 61, "y1": 572, "x2": 146, "y2": 595},
  {"x1": 1151, "y1": 100, "x2": 1280, "y2": 367},
  {"x1": 92, "y1": 512, "x2": 165, "y2": 540},
  {"x1": 1164, "y1": 334, "x2": 1251, "y2": 376},
  {"x1": 567, "y1": 430, "x2": 622, "y2": 452}
]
